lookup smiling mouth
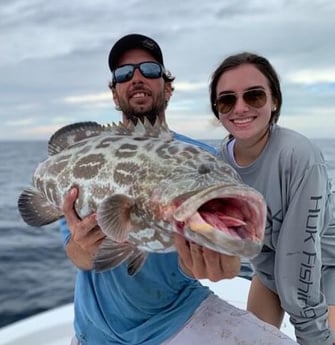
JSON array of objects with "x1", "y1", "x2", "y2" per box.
[
  {"x1": 132, "y1": 92, "x2": 147, "y2": 99},
  {"x1": 232, "y1": 117, "x2": 254, "y2": 125}
]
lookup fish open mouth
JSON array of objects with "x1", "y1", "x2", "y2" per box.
[{"x1": 173, "y1": 184, "x2": 266, "y2": 258}]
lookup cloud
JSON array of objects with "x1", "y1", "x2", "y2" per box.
[
  {"x1": 5, "y1": 118, "x2": 34, "y2": 126},
  {"x1": 287, "y1": 69, "x2": 335, "y2": 84},
  {"x1": 21, "y1": 124, "x2": 65, "y2": 136},
  {"x1": 174, "y1": 82, "x2": 208, "y2": 92},
  {"x1": 63, "y1": 92, "x2": 111, "y2": 105},
  {"x1": 0, "y1": 0, "x2": 334, "y2": 141}
]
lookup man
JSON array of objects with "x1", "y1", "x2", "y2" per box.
[{"x1": 61, "y1": 34, "x2": 297, "y2": 345}]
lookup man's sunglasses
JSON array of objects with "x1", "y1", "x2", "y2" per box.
[
  {"x1": 215, "y1": 89, "x2": 267, "y2": 114},
  {"x1": 113, "y1": 61, "x2": 165, "y2": 84}
]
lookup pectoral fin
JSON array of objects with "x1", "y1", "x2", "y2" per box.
[
  {"x1": 127, "y1": 250, "x2": 148, "y2": 276},
  {"x1": 97, "y1": 194, "x2": 147, "y2": 242},
  {"x1": 97, "y1": 194, "x2": 135, "y2": 242},
  {"x1": 93, "y1": 238, "x2": 147, "y2": 276}
]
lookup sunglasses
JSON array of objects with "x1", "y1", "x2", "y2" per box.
[
  {"x1": 215, "y1": 89, "x2": 267, "y2": 114},
  {"x1": 113, "y1": 61, "x2": 164, "y2": 84}
]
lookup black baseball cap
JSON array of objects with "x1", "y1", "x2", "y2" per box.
[{"x1": 108, "y1": 34, "x2": 164, "y2": 71}]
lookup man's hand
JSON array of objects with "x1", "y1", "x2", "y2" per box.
[
  {"x1": 174, "y1": 233, "x2": 240, "y2": 282},
  {"x1": 63, "y1": 188, "x2": 106, "y2": 269}
]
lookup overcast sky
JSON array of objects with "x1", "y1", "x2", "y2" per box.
[{"x1": 1, "y1": 0, "x2": 334, "y2": 141}]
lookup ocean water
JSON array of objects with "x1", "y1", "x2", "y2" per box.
[
  {"x1": 0, "y1": 138, "x2": 334, "y2": 329},
  {"x1": 0, "y1": 141, "x2": 77, "y2": 328}
]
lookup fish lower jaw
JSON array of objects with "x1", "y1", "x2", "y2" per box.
[
  {"x1": 183, "y1": 227, "x2": 263, "y2": 258},
  {"x1": 175, "y1": 217, "x2": 261, "y2": 252},
  {"x1": 178, "y1": 210, "x2": 260, "y2": 242}
]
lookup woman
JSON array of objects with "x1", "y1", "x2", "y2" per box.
[{"x1": 209, "y1": 52, "x2": 335, "y2": 345}]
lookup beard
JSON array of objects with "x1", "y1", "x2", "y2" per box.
[{"x1": 119, "y1": 93, "x2": 166, "y2": 125}]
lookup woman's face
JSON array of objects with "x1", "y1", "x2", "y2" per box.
[{"x1": 215, "y1": 64, "x2": 276, "y2": 142}]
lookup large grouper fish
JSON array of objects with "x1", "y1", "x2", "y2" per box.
[{"x1": 18, "y1": 120, "x2": 266, "y2": 275}]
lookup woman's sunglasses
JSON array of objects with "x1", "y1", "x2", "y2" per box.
[
  {"x1": 215, "y1": 89, "x2": 267, "y2": 114},
  {"x1": 113, "y1": 61, "x2": 164, "y2": 84}
]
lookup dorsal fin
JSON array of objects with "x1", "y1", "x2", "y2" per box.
[
  {"x1": 124, "y1": 117, "x2": 172, "y2": 140},
  {"x1": 48, "y1": 122, "x2": 105, "y2": 156},
  {"x1": 48, "y1": 119, "x2": 174, "y2": 156},
  {"x1": 101, "y1": 118, "x2": 172, "y2": 141}
]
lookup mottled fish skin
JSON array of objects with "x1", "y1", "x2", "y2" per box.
[{"x1": 18, "y1": 120, "x2": 266, "y2": 275}]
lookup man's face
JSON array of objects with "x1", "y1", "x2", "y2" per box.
[{"x1": 112, "y1": 49, "x2": 171, "y2": 124}]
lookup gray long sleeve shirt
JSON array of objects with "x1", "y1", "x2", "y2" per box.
[{"x1": 220, "y1": 125, "x2": 335, "y2": 345}]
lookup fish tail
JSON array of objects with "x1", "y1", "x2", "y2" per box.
[{"x1": 18, "y1": 187, "x2": 63, "y2": 227}]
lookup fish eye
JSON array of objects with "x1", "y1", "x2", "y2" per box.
[{"x1": 198, "y1": 163, "x2": 212, "y2": 174}]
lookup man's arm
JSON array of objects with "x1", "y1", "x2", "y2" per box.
[
  {"x1": 174, "y1": 233, "x2": 241, "y2": 282},
  {"x1": 62, "y1": 188, "x2": 106, "y2": 270}
]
